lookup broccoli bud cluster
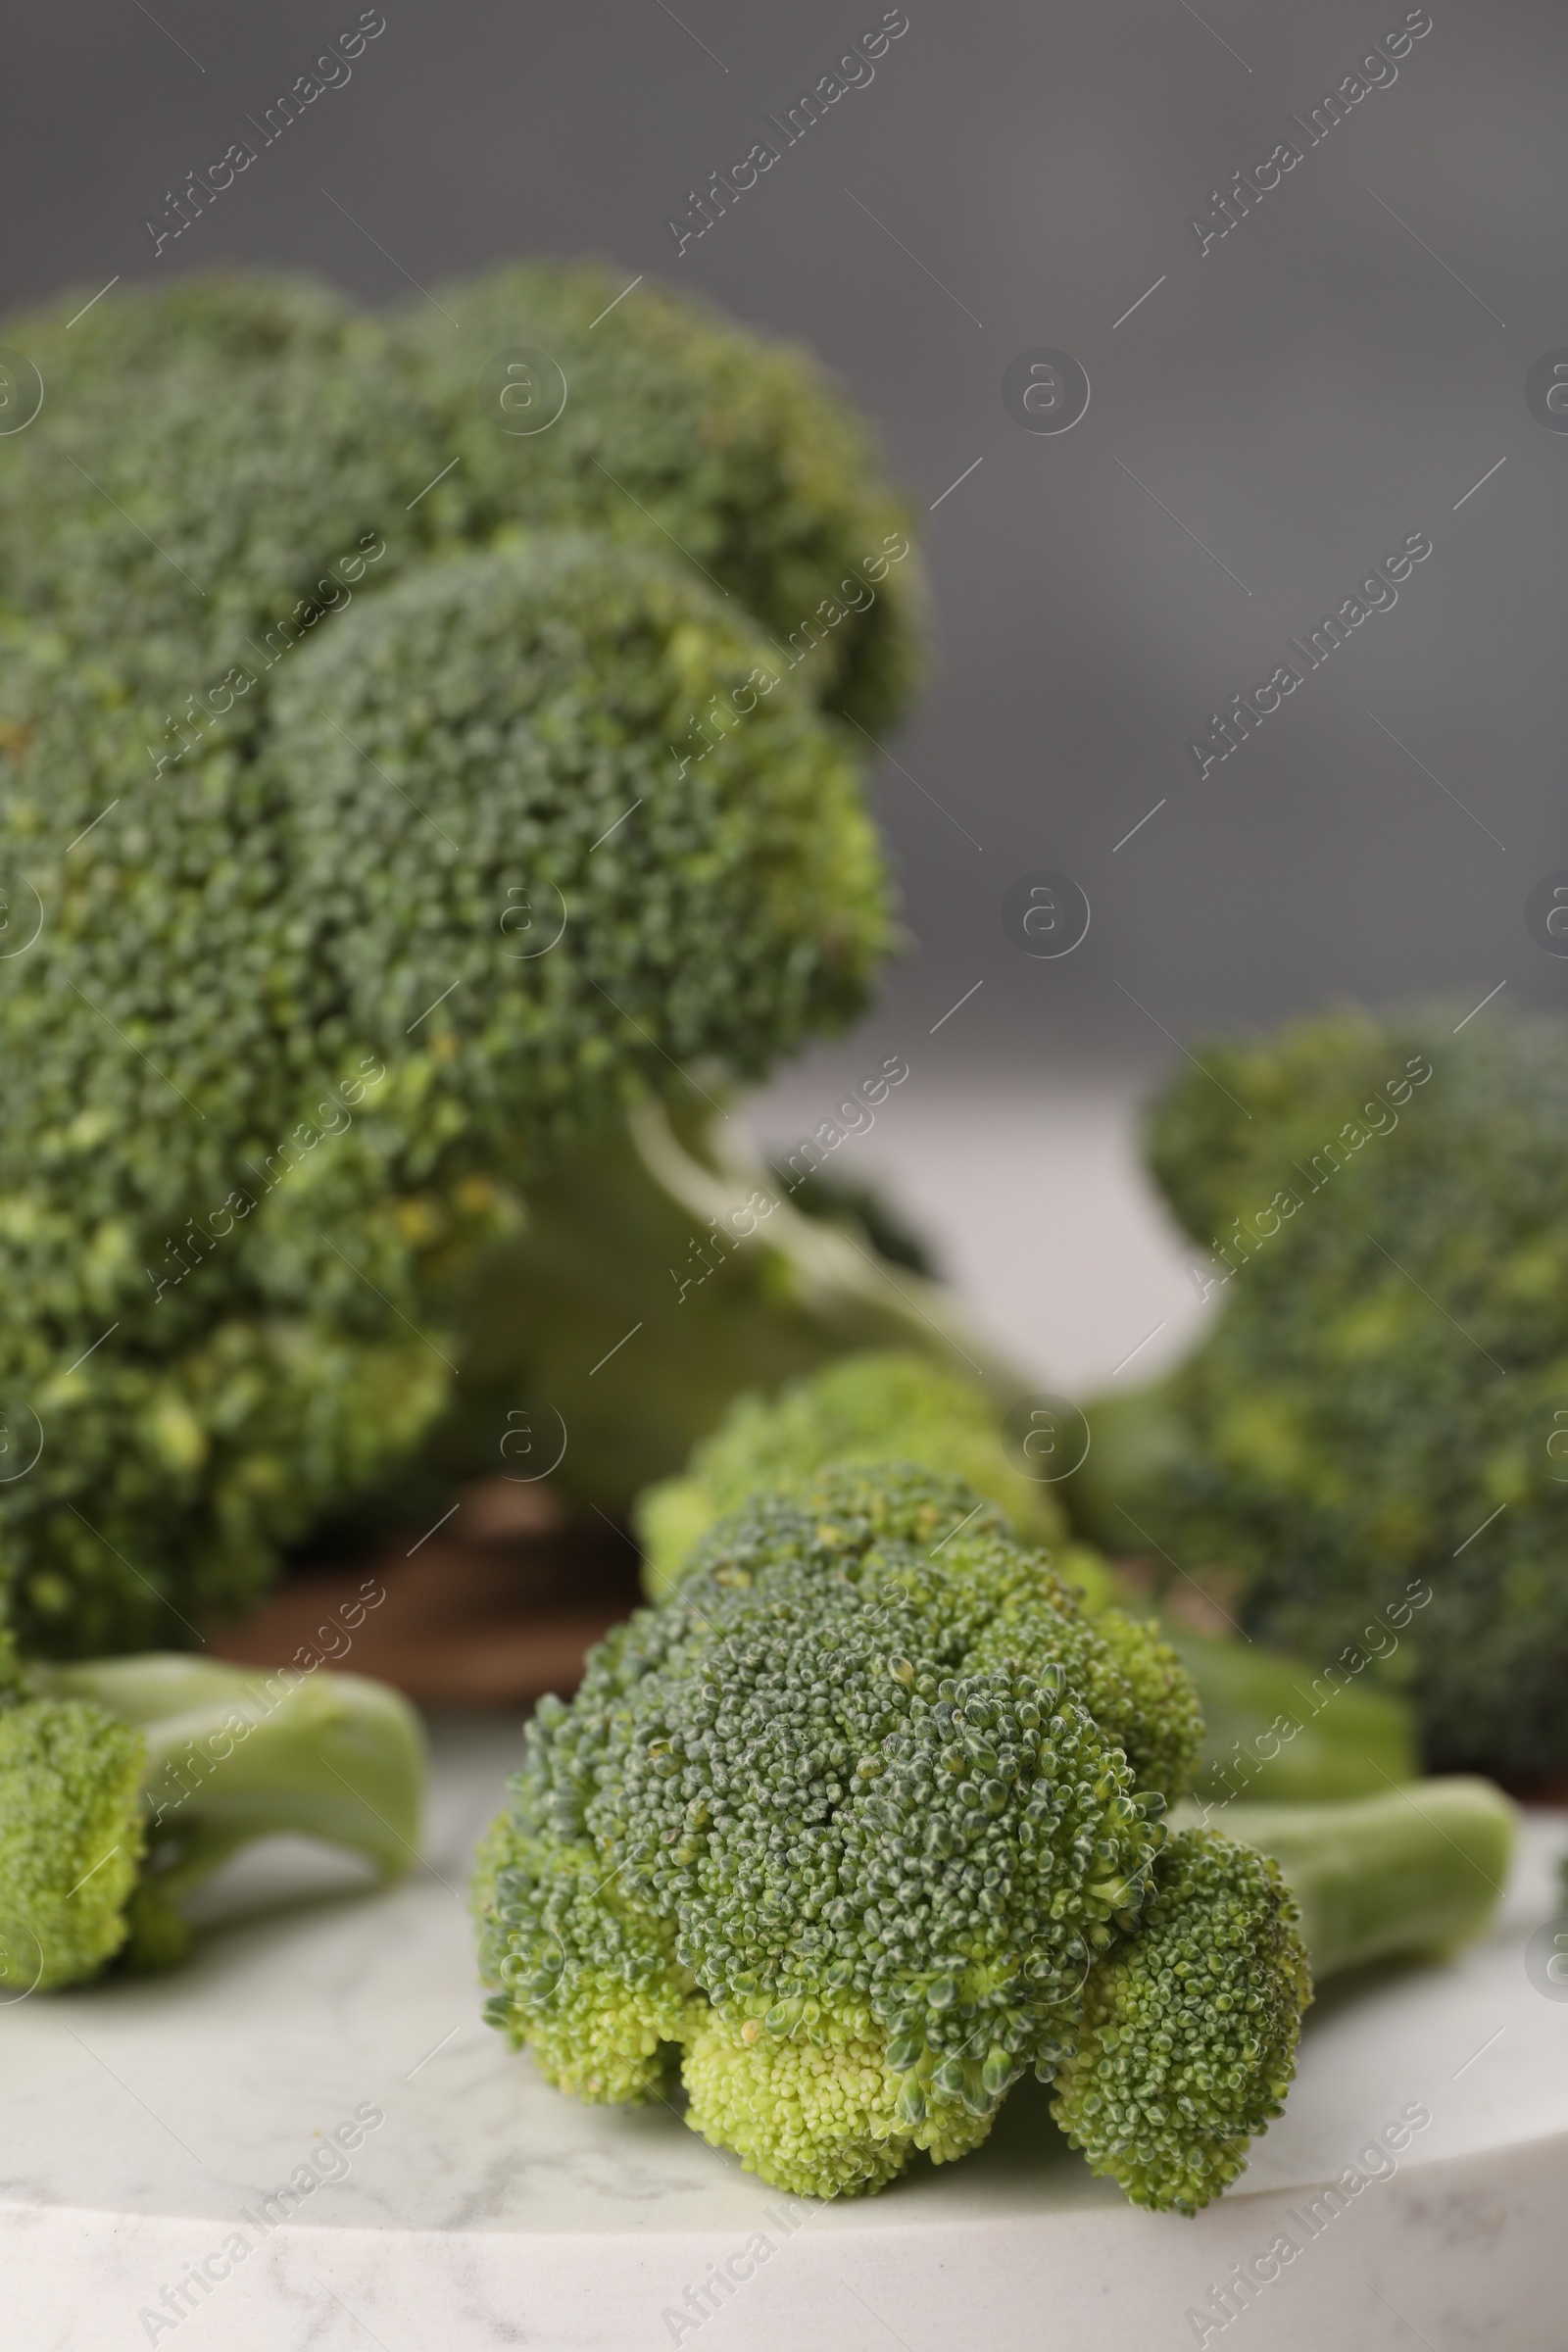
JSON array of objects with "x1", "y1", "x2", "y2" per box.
[
  {"x1": 1053, "y1": 1828, "x2": 1308, "y2": 2213},
  {"x1": 1122, "y1": 1004, "x2": 1568, "y2": 1780},
  {"x1": 0, "y1": 264, "x2": 918, "y2": 1650},
  {"x1": 476, "y1": 1466, "x2": 1306, "y2": 2207}
]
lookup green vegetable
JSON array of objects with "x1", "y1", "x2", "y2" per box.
[
  {"x1": 421, "y1": 1121, "x2": 1020, "y2": 1528},
  {"x1": 0, "y1": 1632, "x2": 424, "y2": 1990},
  {"x1": 476, "y1": 1465, "x2": 1315, "y2": 2213},
  {"x1": 637, "y1": 1348, "x2": 1068, "y2": 1596},
  {"x1": 1198, "y1": 1781, "x2": 1515, "y2": 1977},
  {"x1": 1172, "y1": 1628, "x2": 1419, "y2": 1806},
  {"x1": 1051, "y1": 1781, "x2": 1513, "y2": 2212},
  {"x1": 0, "y1": 264, "x2": 922, "y2": 1653},
  {"x1": 1107, "y1": 1004, "x2": 1568, "y2": 1780},
  {"x1": 639, "y1": 1348, "x2": 1419, "y2": 1802}
]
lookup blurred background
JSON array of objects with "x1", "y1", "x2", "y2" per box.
[{"x1": 6, "y1": 0, "x2": 1562, "y2": 1382}]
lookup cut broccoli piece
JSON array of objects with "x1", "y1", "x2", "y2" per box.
[
  {"x1": 1114, "y1": 1004, "x2": 1568, "y2": 1780},
  {"x1": 476, "y1": 1465, "x2": 1312, "y2": 2209},
  {"x1": 480, "y1": 1466, "x2": 1511, "y2": 2207},
  {"x1": 0, "y1": 1634, "x2": 424, "y2": 1990}
]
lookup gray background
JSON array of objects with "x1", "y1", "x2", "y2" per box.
[{"x1": 7, "y1": 0, "x2": 1564, "y2": 1078}]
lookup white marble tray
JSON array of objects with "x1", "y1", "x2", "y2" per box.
[{"x1": 3, "y1": 1714, "x2": 1564, "y2": 2352}]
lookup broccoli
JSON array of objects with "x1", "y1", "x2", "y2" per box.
[
  {"x1": 1198, "y1": 1781, "x2": 1515, "y2": 1979},
  {"x1": 0, "y1": 1629, "x2": 424, "y2": 1991},
  {"x1": 0, "y1": 262, "x2": 923, "y2": 1653},
  {"x1": 1171, "y1": 1626, "x2": 1417, "y2": 1807},
  {"x1": 476, "y1": 1464, "x2": 1310, "y2": 2211},
  {"x1": 637, "y1": 1349, "x2": 1070, "y2": 1597},
  {"x1": 1087, "y1": 1004, "x2": 1568, "y2": 1781},
  {"x1": 636, "y1": 1348, "x2": 1419, "y2": 1801},
  {"x1": 477, "y1": 1466, "x2": 1509, "y2": 2209}
]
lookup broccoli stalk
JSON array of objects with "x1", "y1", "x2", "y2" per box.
[
  {"x1": 419, "y1": 1113, "x2": 1026, "y2": 1531},
  {"x1": 1200, "y1": 1780, "x2": 1516, "y2": 1979},
  {"x1": 0, "y1": 1645, "x2": 424, "y2": 1990}
]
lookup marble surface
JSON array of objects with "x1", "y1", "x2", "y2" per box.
[{"x1": 3, "y1": 1710, "x2": 1565, "y2": 2351}]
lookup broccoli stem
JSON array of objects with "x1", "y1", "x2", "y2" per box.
[
  {"x1": 40, "y1": 1655, "x2": 425, "y2": 1901},
  {"x1": 1192, "y1": 1779, "x2": 1515, "y2": 1979},
  {"x1": 1166, "y1": 1627, "x2": 1419, "y2": 1805},
  {"x1": 1057, "y1": 1376, "x2": 1188, "y2": 1555},
  {"x1": 628, "y1": 1102, "x2": 1024, "y2": 1387}
]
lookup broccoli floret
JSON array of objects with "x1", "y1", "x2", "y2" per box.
[
  {"x1": 637, "y1": 1350, "x2": 1069, "y2": 1599},
  {"x1": 1112, "y1": 1004, "x2": 1568, "y2": 1780},
  {"x1": 1057, "y1": 1780, "x2": 1514, "y2": 2214},
  {"x1": 676, "y1": 1990, "x2": 996, "y2": 2197},
  {"x1": 0, "y1": 264, "x2": 922, "y2": 724},
  {"x1": 476, "y1": 1465, "x2": 1313, "y2": 2209},
  {"x1": 0, "y1": 1690, "x2": 147, "y2": 1990},
  {"x1": 1053, "y1": 1828, "x2": 1309, "y2": 2213},
  {"x1": 0, "y1": 264, "x2": 920, "y2": 1653},
  {"x1": 383, "y1": 262, "x2": 925, "y2": 731},
  {"x1": 0, "y1": 1632, "x2": 424, "y2": 1991}
]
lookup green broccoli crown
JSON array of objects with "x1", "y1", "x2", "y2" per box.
[
  {"x1": 475, "y1": 1467, "x2": 1303, "y2": 2206},
  {"x1": 1135, "y1": 1004, "x2": 1568, "y2": 1780},
  {"x1": 0, "y1": 264, "x2": 918, "y2": 1652},
  {"x1": 0, "y1": 1649, "x2": 425, "y2": 1990},
  {"x1": 0, "y1": 265, "x2": 923, "y2": 724},
  {"x1": 636, "y1": 1349, "x2": 1067, "y2": 1599}
]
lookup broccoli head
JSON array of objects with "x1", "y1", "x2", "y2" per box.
[
  {"x1": 636, "y1": 1350, "x2": 1070, "y2": 1599},
  {"x1": 476, "y1": 1465, "x2": 1315, "y2": 2210},
  {"x1": 0, "y1": 263, "x2": 920, "y2": 1652},
  {"x1": 0, "y1": 1632, "x2": 424, "y2": 1991},
  {"x1": 1114, "y1": 1004, "x2": 1568, "y2": 1780}
]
